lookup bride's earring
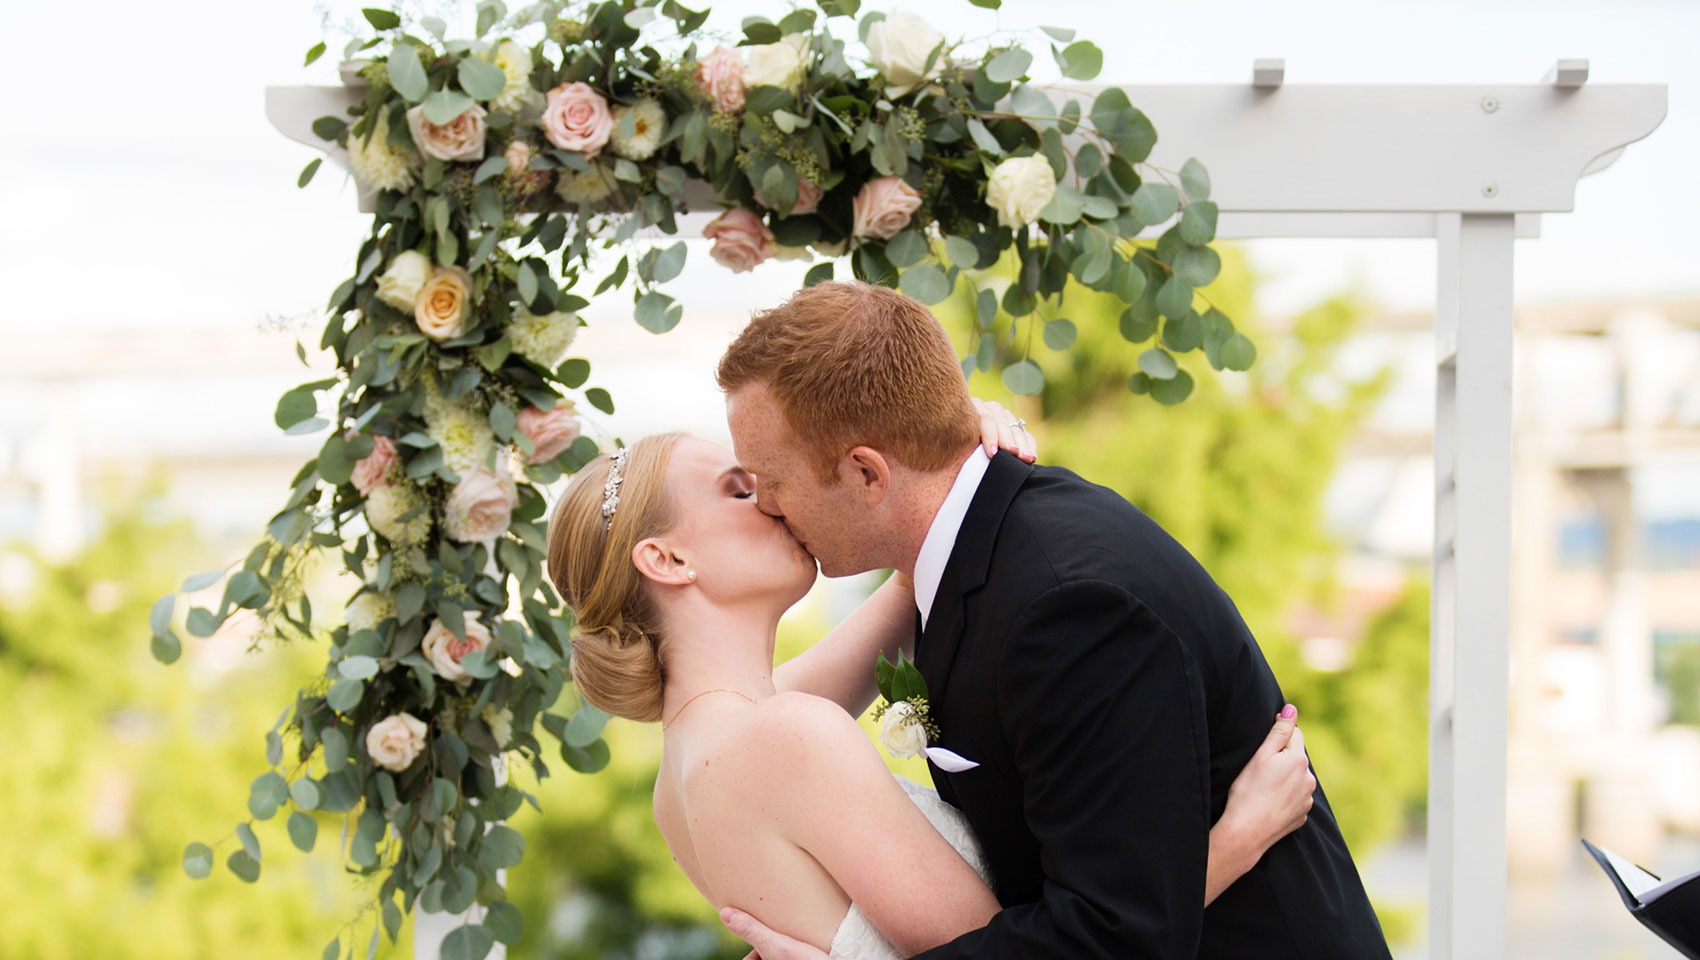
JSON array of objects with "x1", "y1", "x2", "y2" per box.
[{"x1": 686, "y1": 569, "x2": 697, "y2": 581}]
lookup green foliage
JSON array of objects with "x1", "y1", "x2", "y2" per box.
[{"x1": 0, "y1": 475, "x2": 413, "y2": 958}]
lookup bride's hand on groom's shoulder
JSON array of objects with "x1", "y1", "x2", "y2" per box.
[
  {"x1": 971, "y1": 398, "x2": 1037, "y2": 463},
  {"x1": 1221, "y1": 706, "x2": 1316, "y2": 856}
]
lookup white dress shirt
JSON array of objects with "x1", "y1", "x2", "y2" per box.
[{"x1": 913, "y1": 446, "x2": 992, "y2": 630}]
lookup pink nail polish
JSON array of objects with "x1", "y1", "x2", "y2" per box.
[{"x1": 1280, "y1": 704, "x2": 1297, "y2": 719}]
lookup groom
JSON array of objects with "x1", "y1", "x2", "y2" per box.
[{"x1": 714, "y1": 280, "x2": 1391, "y2": 959}]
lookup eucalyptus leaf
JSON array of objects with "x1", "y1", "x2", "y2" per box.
[
  {"x1": 1043, "y1": 319, "x2": 1078, "y2": 350},
  {"x1": 287, "y1": 810, "x2": 318, "y2": 851},
  {"x1": 885, "y1": 230, "x2": 927, "y2": 268},
  {"x1": 1001, "y1": 359, "x2": 1045, "y2": 396},
  {"x1": 182, "y1": 842, "x2": 213, "y2": 879},
  {"x1": 423, "y1": 88, "x2": 477, "y2": 125},
  {"x1": 441, "y1": 924, "x2": 494, "y2": 960},
  {"x1": 1220, "y1": 332, "x2": 1257, "y2": 371},
  {"x1": 985, "y1": 48, "x2": 1033, "y2": 84},
  {"x1": 1180, "y1": 157, "x2": 1212, "y2": 202},
  {"x1": 457, "y1": 56, "x2": 508, "y2": 101},
  {"x1": 897, "y1": 263, "x2": 951, "y2": 305},
  {"x1": 1139, "y1": 347, "x2": 1178, "y2": 380},
  {"x1": 387, "y1": 45, "x2": 428, "y2": 102},
  {"x1": 1150, "y1": 368, "x2": 1195, "y2": 404}
]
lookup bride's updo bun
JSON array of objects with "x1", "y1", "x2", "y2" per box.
[{"x1": 544, "y1": 433, "x2": 685, "y2": 723}]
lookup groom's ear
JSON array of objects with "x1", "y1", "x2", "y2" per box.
[
  {"x1": 844, "y1": 446, "x2": 891, "y2": 506},
  {"x1": 631, "y1": 538, "x2": 693, "y2": 587}
]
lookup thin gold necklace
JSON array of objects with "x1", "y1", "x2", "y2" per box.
[{"x1": 661, "y1": 687, "x2": 758, "y2": 730}]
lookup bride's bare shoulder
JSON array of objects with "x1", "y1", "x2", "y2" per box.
[{"x1": 689, "y1": 691, "x2": 883, "y2": 794}]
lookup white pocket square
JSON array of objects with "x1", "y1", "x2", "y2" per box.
[{"x1": 925, "y1": 747, "x2": 980, "y2": 772}]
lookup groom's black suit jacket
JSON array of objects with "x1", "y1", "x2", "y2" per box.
[{"x1": 908, "y1": 451, "x2": 1391, "y2": 960}]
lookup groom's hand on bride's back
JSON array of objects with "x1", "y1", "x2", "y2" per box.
[{"x1": 721, "y1": 907, "x2": 829, "y2": 960}]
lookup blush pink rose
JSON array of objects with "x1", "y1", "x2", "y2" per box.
[
  {"x1": 443, "y1": 467, "x2": 518, "y2": 542},
  {"x1": 541, "y1": 81, "x2": 614, "y2": 156},
  {"x1": 405, "y1": 102, "x2": 488, "y2": 162},
  {"x1": 695, "y1": 46, "x2": 746, "y2": 114},
  {"x1": 421, "y1": 618, "x2": 494, "y2": 687},
  {"x1": 350, "y1": 434, "x2": 399, "y2": 496},
  {"x1": 702, "y1": 208, "x2": 775, "y2": 273},
  {"x1": 851, "y1": 176, "x2": 923, "y2": 240},
  {"x1": 791, "y1": 178, "x2": 824, "y2": 216},
  {"x1": 515, "y1": 401, "x2": 581, "y2": 464}
]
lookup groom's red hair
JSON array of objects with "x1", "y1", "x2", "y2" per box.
[{"x1": 716, "y1": 280, "x2": 979, "y2": 482}]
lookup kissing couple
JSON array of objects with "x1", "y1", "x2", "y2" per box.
[{"x1": 542, "y1": 280, "x2": 1393, "y2": 959}]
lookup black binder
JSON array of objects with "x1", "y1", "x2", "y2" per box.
[{"x1": 1582, "y1": 837, "x2": 1700, "y2": 959}]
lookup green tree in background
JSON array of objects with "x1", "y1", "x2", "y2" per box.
[{"x1": 0, "y1": 470, "x2": 411, "y2": 959}]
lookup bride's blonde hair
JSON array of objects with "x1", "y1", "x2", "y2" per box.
[{"x1": 545, "y1": 433, "x2": 686, "y2": 723}]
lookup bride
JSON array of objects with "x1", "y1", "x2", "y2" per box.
[{"x1": 543, "y1": 421, "x2": 1317, "y2": 959}]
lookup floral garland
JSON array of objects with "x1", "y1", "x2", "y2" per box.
[{"x1": 148, "y1": 0, "x2": 1249, "y2": 955}]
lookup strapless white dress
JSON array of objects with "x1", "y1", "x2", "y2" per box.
[{"x1": 827, "y1": 774, "x2": 994, "y2": 959}]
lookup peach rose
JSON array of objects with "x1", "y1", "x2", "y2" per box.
[
  {"x1": 851, "y1": 176, "x2": 923, "y2": 240},
  {"x1": 540, "y1": 81, "x2": 614, "y2": 156},
  {"x1": 504, "y1": 139, "x2": 533, "y2": 176},
  {"x1": 515, "y1": 400, "x2": 581, "y2": 464},
  {"x1": 414, "y1": 266, "x2": 470, "y2": 342},
  {"x1": 365, "y1": 712, "x2": 428, "y2": 772},
  {"x1": 350, "y1": 434, "x2": 399, "y2": 495},
  {"x1": 421, "y1": 617, "x2": 494, "y2": 687},
  {"x1": 702, "y1": 208, "x2": 775, "y2": 273},
  {"x1": 695, "y1": 46, "x2": 746, "y2": 114},
  {"x1": 792, "y1": 178, "x2": 823, "y2": 216},
  {"x1": 405, "y1": 102, "x2": 488, "y2": 163},
  {"x1": 442, "y1": 466, "x2": 517, "y2": 542}
]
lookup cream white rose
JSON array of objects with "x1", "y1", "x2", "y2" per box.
[
  {"x1": 744, "y1": 34, "x2": 807, "y2": 92},
  {"x1": 365, "y1": 712, "x2": 428, "y2": 772},
  {"x1": 443, "y1": 467, "x2": 517, "y2": 542},
  {"x1": 986, "y1": 155, "x2": 1058, "y2": 229},
  {"x1": 421, "y1": 617, "x2": 495, "y2": 686},
  {"x1": 376, "y1": 250, "x2": 431, "y2": 312},
  {"x1": 880, "y1": 701, "x2": 929, "y2": 758},
  {"x1": 867, "y1": 12, "x2": 945, "y2": 98}
]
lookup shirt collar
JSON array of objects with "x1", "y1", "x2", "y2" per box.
[{"x1": 913, "y1": 446, "x2": 992, "y2": 630}]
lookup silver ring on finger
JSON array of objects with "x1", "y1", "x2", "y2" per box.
[{"x1": 1008, "y1": 418, "x2": 1026, "y2": 430}]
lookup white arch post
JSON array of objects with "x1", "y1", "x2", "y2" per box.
[{"x1": 267, "y1": 58, "x2": 1668, "y2": 959}]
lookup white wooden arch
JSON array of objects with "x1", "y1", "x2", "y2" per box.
[{"x1": 269, "y1": 57, "x2": 1668, "y2": 959}]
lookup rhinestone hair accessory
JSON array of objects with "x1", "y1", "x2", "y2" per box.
[{"x1": 601, "y1": 446, "x2": 630, "y2": 531}]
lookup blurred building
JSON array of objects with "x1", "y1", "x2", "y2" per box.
[{"x1": 1312, "y1": 297, "x2": 1700, "y2": 887}]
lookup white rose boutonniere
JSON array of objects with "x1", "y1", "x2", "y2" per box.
[
  {"x1": 871, "y1": 650, "x2": 981, "y2": 771},
  {"x1": 880, "y1": 700, "x2": 931, "y2": 757}
]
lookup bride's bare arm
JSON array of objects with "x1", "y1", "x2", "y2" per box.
[
  {"x1": 731, "y1": 693, "x2": 1001, "y2": 957},
  {"x1": 772, "y1": 570, "x2": 916, "y2": 716},
  {"x1": 773, "y1": 399, "x2": 1037, "y2": 715}
]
